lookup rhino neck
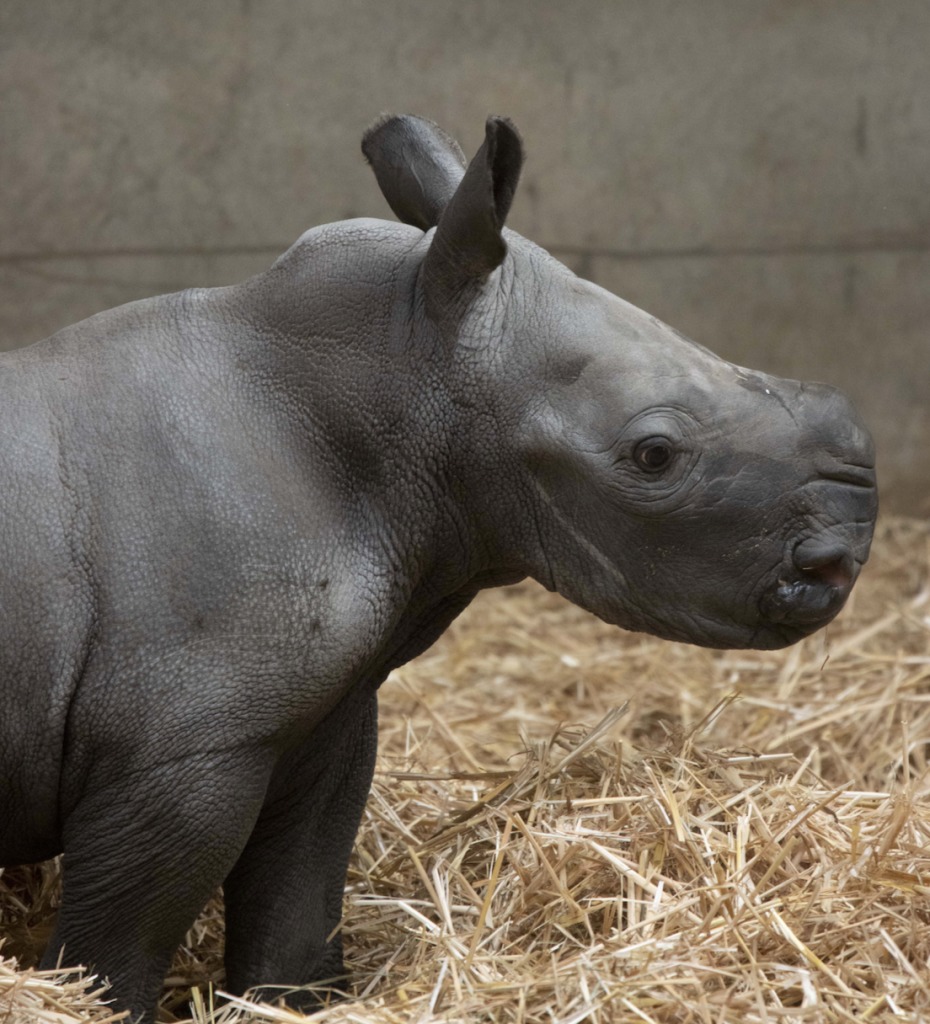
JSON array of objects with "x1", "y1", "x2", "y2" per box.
[{"x1": 218, "y1": 218, "x2": 526, "y2": 609}]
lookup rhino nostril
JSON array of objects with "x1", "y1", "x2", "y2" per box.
[
  {"x1": 794, "y1": 543, "x2": 854, "y2": 590},
  {"x1": 800, "y1": 556, "x2": 852, "y2": 589}
]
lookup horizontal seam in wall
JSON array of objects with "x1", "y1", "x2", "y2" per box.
[
  {"x1": 550, "y1": 240, "x2": 930, "y2": 261},
  {"x1": 0, "y1": 239, "x2": 928, "y2": 265}
]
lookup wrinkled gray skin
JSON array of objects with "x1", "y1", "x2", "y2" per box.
[{"x1": 0, "y1": 115, "x2": 876, "y2": 1021}]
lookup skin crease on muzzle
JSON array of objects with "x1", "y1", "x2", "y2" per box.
[{"x1": 0, "y1": 113, "x2": 877, "y2": 1022}]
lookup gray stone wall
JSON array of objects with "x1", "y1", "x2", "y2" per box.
[{"x1": 2, "y1": 1, "x2": 927, "y2": 511}]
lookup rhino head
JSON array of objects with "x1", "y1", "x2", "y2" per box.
[{"x1": 363, "y1": 114, "x2": 877, "y2": 650}]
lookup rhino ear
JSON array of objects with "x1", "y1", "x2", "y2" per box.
[
  {"x1": 422, "y1": 115, "x2": 524, "y2": 321},
  {"x1": 362, "y1": 114, "x2": 468, "y2": 230}
]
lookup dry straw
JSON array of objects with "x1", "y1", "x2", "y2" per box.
[{"x1": 2, "y1": 515, "x2": 928, "y2": 1022}]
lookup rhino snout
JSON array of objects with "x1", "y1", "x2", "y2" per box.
[{"x1": 760, "y1": 536, "x2": 862, "y2": 628}]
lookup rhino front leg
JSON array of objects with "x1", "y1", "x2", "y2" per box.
[
  {"x1": 223, "y1": 688, "x2": 378, "y2": 1009},
  {"x1": 42, "y1": 748, "x2": 274, "y2": 1024}
]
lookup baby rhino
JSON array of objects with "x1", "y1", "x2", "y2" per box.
[{"x1": 0, "y1": 115, "x2": 876, "y2": 1020}]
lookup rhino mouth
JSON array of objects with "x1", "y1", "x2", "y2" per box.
[
  {"x1": 756, "y1": 585, "x2": 847, "y2": 649},
  {"x1": 761, "y1": 576, "x2": 851, "y2": 626},
  {"x1": 756, "y1": 540, "x2": 865, "y2": 644}
]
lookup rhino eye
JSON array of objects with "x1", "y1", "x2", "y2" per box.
[{"x1": 633, "y1": 437, "x2": 674, "y2": 472}]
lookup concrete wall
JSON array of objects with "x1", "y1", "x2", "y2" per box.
[{"x1": 1, "y1": 0, "x2": 927, "y2": 511}]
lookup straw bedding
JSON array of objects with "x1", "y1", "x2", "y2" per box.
[{"x1": 2, "y1": 514, "x2": 928, "y2": 1022}]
